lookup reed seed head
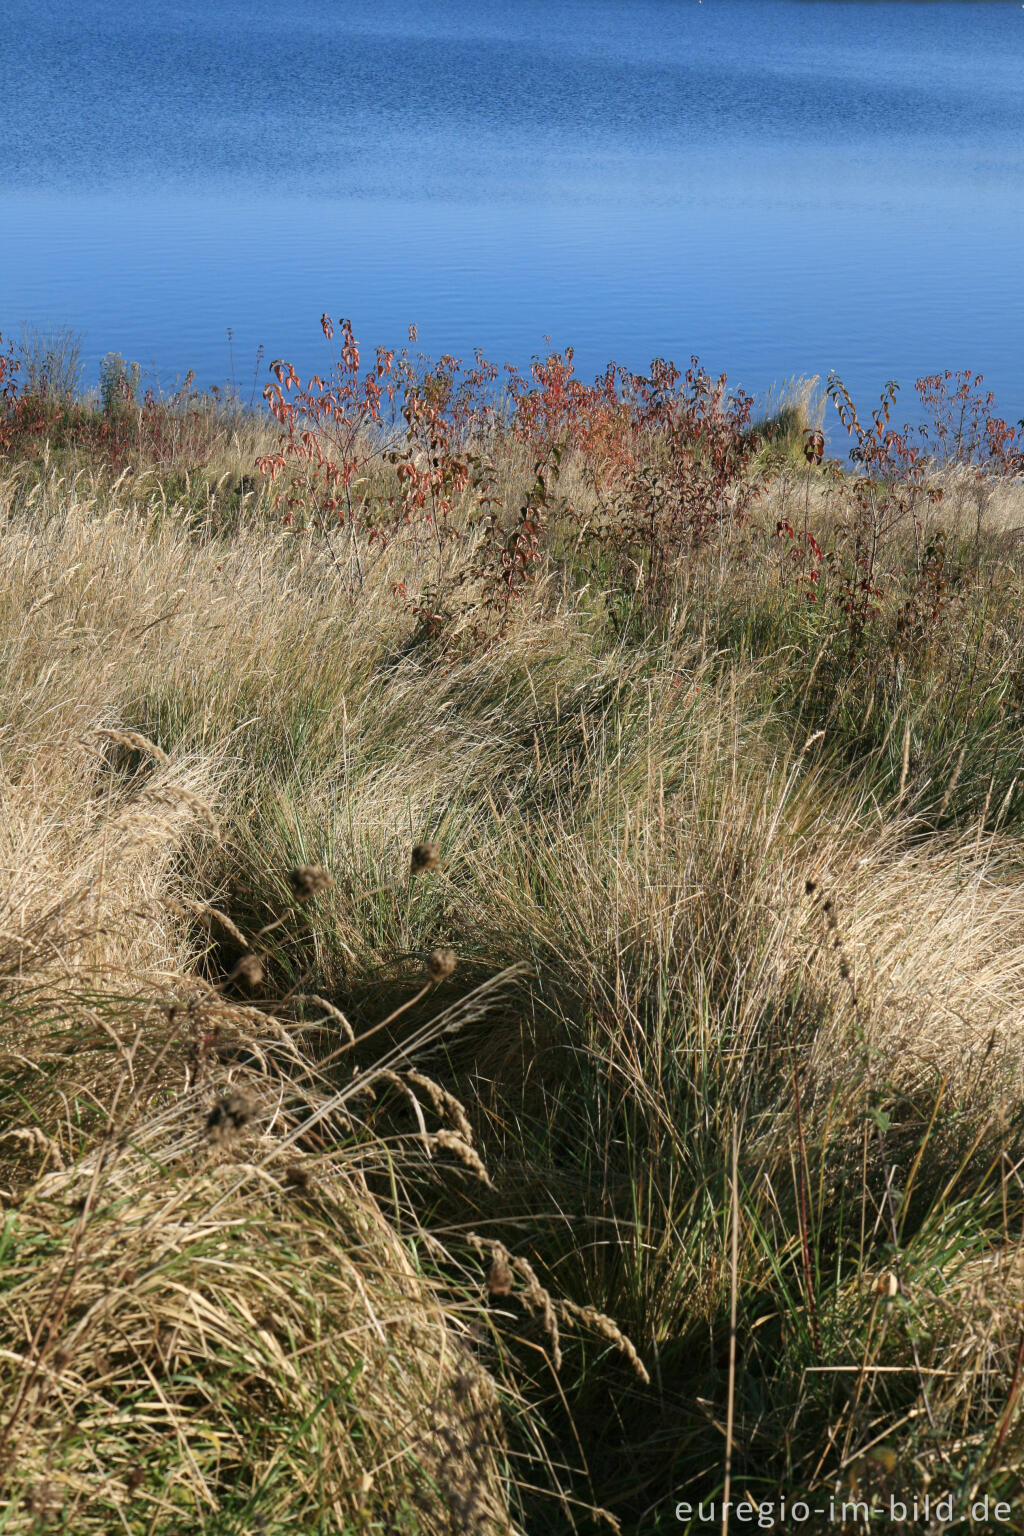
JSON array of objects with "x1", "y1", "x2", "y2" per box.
[{"x1": 411, "y1": 842, "x2": 441, "y2": 874}]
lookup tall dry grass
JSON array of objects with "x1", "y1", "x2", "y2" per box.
[
  {"x1": 3, "y1": 420, "x2": 1024, "y2": 1531},
  {"x1": 0, "y1": 468, "x2": 609, "y2": 1533}
]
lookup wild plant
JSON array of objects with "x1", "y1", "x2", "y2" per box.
[
  {"x1": 462, "y1": 446, "x2": 564, "y2": 647},
  {"x1": 504, "y1": 346, "x2": 634, "y2": 481},
  {"x1": 0, "y1": 336, "x2": 237, "y2": 477},
  {"x1": 0, "y1": 330, "x2": 20, "y2": 452},
  {"x1": 18, "y1": 324, "x2": 83, "y2": 400},
  {"x1": 98, "y1": 351, "x2": 142, "y2": 416},
  {"x1": 256, "y1": 314, "x2": 408, "y2": 536},
  {"x1": 4, "y1": 430, "x2": 1024, "y2": 1529},
  {"x1": 813, "y1": 374, "x2": 939, "y2": 656},
  {"x1": 594, "y1": 357, "x2": 767, "y2": 606},
  {"x1": 0, "y1": 715, "x2": 635, "y2": 1533},
  {"x1": 915, "y1": 368, "x2": 1020, "y2": 473},
  {"x1": 390, "y1": 348, "x2": 494, "y2": 550}
]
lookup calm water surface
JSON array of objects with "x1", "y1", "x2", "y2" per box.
[{"x1": 2, "y1": 0, "x2": 1023, "y2": 428}]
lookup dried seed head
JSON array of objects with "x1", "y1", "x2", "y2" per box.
[
  {"x1": 559, "y1": 1298, "x2": 651, "y2": 1385},
  {"x1": 182, "y1": 900, "x2": 248, "y2": 947},
  {"x1": 405, "y1": 1069, "x2": 474, "y2": 1142},
  {"x1": 467, "y1": 1236, "x2": 561, "y2": 1366},
  {"x1": 228, "y1": 953, "x2": 264, "y2": 989},
  {"x1": 433, "y1": 1130, "x2": 492, "y2": 1186},
  {"x1": 486, "y1": 1254, "x2": 515, "y2": 1297},
  {"x1": 287, "y1": 865, "x2": 334, "y2": 902},
  {"x1": 282, "y1": 1162, "x2": 313, "y2": 1195},
  {"x1": 293, "y1": 994, "x2": 355, "y2": 1044},
  {"x1": 426, "y1": 947, "x2": 457, "y2": 983},
  {"x1": 93, "y1": 727, "x2": 169, "y2": 764},
  {"x1": 148, "y1": 782, "x2": 220, "y2": 838},
  {"x1": 411, "y1": 842, "x2": 441, "y2": 874},
  {"x1": 206, "y1": 1088, "x2": 256, "y2": 1141}
]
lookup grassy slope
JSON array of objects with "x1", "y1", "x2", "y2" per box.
[{"x1": 3, "y1": 389, "x2": 1024, "y2": 1532}]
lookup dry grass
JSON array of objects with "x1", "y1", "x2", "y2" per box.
[
  {"x1": 4, "y1": 436, "x2": 1024, "y2": 1530},
  {"x1": 3, "y1": 1131, "x2": 514, "y2": 1534},
  {"x1": 0, "y1": 470, "x2": 567, "y2": 1532}
]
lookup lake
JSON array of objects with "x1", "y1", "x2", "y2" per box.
[{"x1": 2, "y1": 0, "x2": 1023, "y2": 433}]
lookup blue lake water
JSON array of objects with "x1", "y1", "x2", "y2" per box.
[{"x1": 2, "y1": 0, "x2": 1023, "y2": 432}]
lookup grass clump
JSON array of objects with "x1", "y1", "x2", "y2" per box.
[
  {"x1": 3, "y1": 327, "x2": 1024, "y2": 1531},
  {"x1": 2, "y1": 1137, "x2": 514, "y2": 1535}
]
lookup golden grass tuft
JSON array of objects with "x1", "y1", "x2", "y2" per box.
[{"x1": 1, "y1": 1124, "x2": 517, "y2": 1534}]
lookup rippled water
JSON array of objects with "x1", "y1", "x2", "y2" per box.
[{"x1": 2, "y1": 0, "x2": 1023, "y2": 424}]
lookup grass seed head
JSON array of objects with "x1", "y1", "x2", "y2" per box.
[
  {"x1": 228, "y1": 953, "x2": 264, "y2": 989},
  {"x1": 287, "y1": 864, "x2": 334, "y2": 902},
  {"x1": 559, "y1": 1299, "x2": 651, "y2": 1385},
  {"x1": 93, "y1": 727, "x2": 169, "y2": 765},
  {"x1": 205, "y1": 1088, "x2": 256, "y2": 1141},
  {"x1": 486, "y1": 1254, "x2": 515, "y2": 1298},
  {"x1": 427, "y1": 947, "x2": 457, "y2": 982},
  {"x1": 411, "y1": 842, "x2": 441, "y2": 874},
  {"x1": 433, "y1": 1131, "x2": 491, "y2": 1186},
  {"x1": 282, "y1": 1162, "x2": 313, "y2": 1195}
]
